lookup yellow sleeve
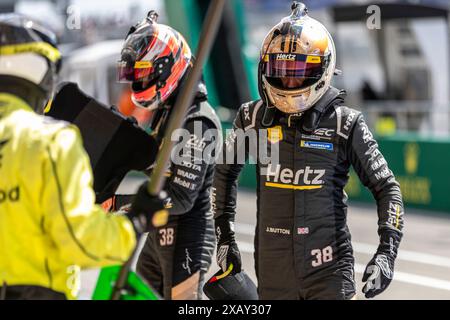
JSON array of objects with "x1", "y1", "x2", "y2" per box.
[{"x1": 42, "y1": 126, "x2": 136, "y2": 268}]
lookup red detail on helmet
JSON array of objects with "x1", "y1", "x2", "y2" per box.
[
  {"x1": 121, "y1": 22, "x2": 192, "y2": 109},
  {"x1": 209, "y1": 276, "x2": 218, "y2": 283}
]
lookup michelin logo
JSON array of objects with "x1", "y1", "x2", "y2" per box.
[{"x1": 301, "y1": 140, "x2": 333, "y2": 151}]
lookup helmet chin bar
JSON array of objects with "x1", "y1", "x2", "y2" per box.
[
  {"x1": 0, "y1": 75, "x2": 49, "y2": 114},
  {"x1": 262, "y1": 75, "x2": 315, "y2": 114}
]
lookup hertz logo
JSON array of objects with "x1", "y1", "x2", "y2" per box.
[
  {"x1": 264, "y1": 164, "x2": 325, "y2": 190},
  {"x1": 387, "y1": 202, "x2": 402, "y2": 229},
  {"x1": 276, "y1": 53, "x2": 296, "y2": 61}
]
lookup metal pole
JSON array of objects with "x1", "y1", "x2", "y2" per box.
[
  {"x1": 111, "y1": 0, "x2": 226, "y2": 300},
  {"x1": 147, "y1": 0, "x2": 226, "y2": 195}
]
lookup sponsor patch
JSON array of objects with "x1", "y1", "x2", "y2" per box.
[
  {"x1": 387, "y1": 202, "x2": 402, "y2": 229},
  {"x1": 134, "y1": 61, "x2": 152, "y2": 68},
  {"x1": 164, "y1": 198, "x2": 173, "y2": 209},
  {"x1": 375, "y1": 167, "x2": 391, "y2": 180},
  {"x1": 267, "y1": 126, "x2": 283, "y2": 144},
  {"x1": 306, "y1": 56, "x2": 321, "y2": 63},
  {"x1": 243, "y1": 104, "x2": 251, "y2": 120},
  {"x1": 264, "y1": 164, "x2": 325, "y2": 189},
  {"x1": 301, "y1": 134, "x2": 332, "y2": 141},
  {"x1": 344, "y1": 110, "x2": 357, "y2": 131},
  {"x1": 313, "y1": 128, "x2": 334, "y2": 137},
  {"x1": 297, "y1": 227, "x2": 310, "y2": 235},
  {"x1": 300, "y1": 140, "x2": 333, "y2": 151},
  {"x1": 185, "y1": 134, "x2": 207, "y2": 152}
]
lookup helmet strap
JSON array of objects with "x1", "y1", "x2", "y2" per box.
[
  {"x1": 261, "y1": 104, "x2": 277, "y2": 127},
  {"x1": 301, "y1": 86, "x2": 346, "y2": 133}
]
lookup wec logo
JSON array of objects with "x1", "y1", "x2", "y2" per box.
[
  {"x1": 276, "y1": 53, "x2": 296, "y2": 61},
  {"x1": 313, "y1": 128, "x2": 334, "y2": 137},
  {"x1": 0, "y1": 186, "x2": 20, "y2": 204}
]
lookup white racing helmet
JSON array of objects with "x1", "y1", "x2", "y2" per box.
[{"x1": 258, "y1": 2, "x2": 336, "y2": 114}]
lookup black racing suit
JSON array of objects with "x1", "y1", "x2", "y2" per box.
[
  {"x1": 133, "y1": 99, "x2": 221, "y2": 300},
  {"x1": 212, "y1": 87, "x2": 404, "y2": 300}
]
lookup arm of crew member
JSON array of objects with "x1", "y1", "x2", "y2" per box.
[{"x1": 43, "y1": 127, "x2": 136, "y2": 268}]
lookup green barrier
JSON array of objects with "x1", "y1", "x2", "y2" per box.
[
  {"x1": 346, "y1": 134, "x2": 450, "y2": 212},
  {"x1": 164, "y1": 0, "x2": 219, "y2": 107},
  {"x1": 164, "y1": 0, "x2": 257, "y2": 108}
]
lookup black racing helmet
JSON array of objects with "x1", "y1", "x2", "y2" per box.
[{"x1": 203, "y1": 267, "x2": 258, "y2": 300}]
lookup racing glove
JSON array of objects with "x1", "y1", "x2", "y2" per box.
[
  {"x1": 215, "y1": 215, "x2": 242, "y2": 274},
  {"x1": 125, "y1": 182, "x2": 170, "y2": 238},
  {"x1": 362, "y1": 229, "x2": 402, "y2": 298}
]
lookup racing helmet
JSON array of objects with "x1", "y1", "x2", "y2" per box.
[
  {"x1": 0, "y1": 14, "x2": 61, "y2": 113},
  {"x1": 117, "y1": 11, "x2": 192, "y2": 110},
  {"x1": 259, "y1": 2, "x2": 336, "y2": 114}
]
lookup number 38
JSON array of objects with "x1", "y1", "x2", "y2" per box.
[
  {"x1": 311, "y1": 246, "x2": 333, "y2": 267},
  {"x1": 159, "y1": 227, "x2": 174, "y2": 246}
]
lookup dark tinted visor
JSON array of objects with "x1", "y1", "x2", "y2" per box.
[
  {"x1": 117, "y1": 60, "x2": 156, "y2": 83},
  {"x1": 264, "y1": 53, "x2": 327, "y2": 78},
  {"x1": 263, "y1": 53, "x2": 329, "y2": 90}
]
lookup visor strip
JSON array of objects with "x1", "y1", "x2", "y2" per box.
[{"x1": 0, "y1": 42, "x2": 61, "y2": 62}]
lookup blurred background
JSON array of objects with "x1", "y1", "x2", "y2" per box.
[{"x1": 4, "y1": 0, "x2": 450, "y2": 299}]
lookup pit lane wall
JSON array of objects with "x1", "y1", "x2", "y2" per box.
[
  {"x1": 236, "y1": 132, "x2": 450, "y2": 213},
  {"x1": 345, "y1": 134, "x2": 450, "y2": 212}
]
